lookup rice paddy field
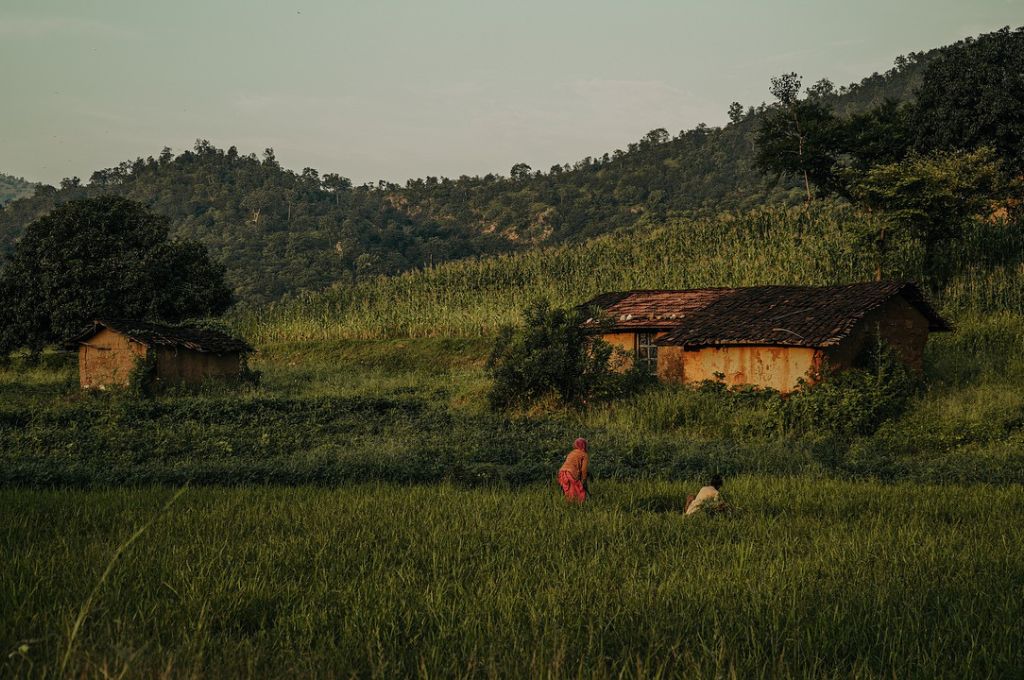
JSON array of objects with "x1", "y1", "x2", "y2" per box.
[
  {"x1": 4, "y1": 205, "x2": 1024, "y2": 677},
  {"x1": 3, "y1": 479, "x2": 1023, "y2": 678}
]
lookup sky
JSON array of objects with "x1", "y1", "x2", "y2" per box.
[{"x1": 2, "y1": 1, "x2": 1022, "y2": 186}]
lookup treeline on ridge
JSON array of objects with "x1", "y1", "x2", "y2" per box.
[
  {"x1": 0, "y1": 37, "x2": 946, "y2": 303},
  {"x1": 0, "y1": 28, "x2": 1018, "y2": 305}
]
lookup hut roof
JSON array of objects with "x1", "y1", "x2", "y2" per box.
[
  {"x1": 578, "y1": 289, "x2": 735, "y2": 329},
  {"x1": 655, "y1": 281, "x2": 950, "y2": 348},
  {"x1": 67, "y1": 319, "x2": 254, "y2": 354}
]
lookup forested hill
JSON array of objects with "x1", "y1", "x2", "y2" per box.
[
  {"x1": 0, "y1": 174, "x2": 36, "y2": 205},
  {"x1": 0, "y1": 41, "x2": 945, "y2": 303}
]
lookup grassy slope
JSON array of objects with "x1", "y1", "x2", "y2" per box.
[
  {"x1": 3, "y1": 479, "x2": 1022, "y2": 678},
  {"x1": 237, "y1": 203, "x2": 1024, "y2": 343}
]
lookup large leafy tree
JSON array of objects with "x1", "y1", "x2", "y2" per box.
[
  {"x1": 913, "y1": 27, "x2": 1024, "y2": 173},
  {"x1": 0, "y1": 196, "x2": 233, "y2": 355},
  {"x1": 846, "y1": 147, "x2": 1003, "y2": 282}
]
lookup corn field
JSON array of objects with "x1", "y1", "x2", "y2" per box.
[{"x1": 236, "y1": 203, "x2": 1024, "y2": 343}]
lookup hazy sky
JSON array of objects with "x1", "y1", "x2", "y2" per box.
[{"x1": 2, "y1": 1, "x2": 1022, "y2": 185}]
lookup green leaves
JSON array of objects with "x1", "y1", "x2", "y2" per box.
[
  {"x1": 846, "y1": 147, "x2": 1004, "y2": 282},
  {"x1": 0, "y1": 196, "x2": 233, "y2": 354},
  {"x1": 486, "y1": 300, "x2": 650, "y2": 410},
  {"x1": 912, "y1": 27, "x2": 1024, "y2": 173}
]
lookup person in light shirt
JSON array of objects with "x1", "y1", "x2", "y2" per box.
[{"x1": 685, "y1": 473, "x2": 724, "y2": 516}]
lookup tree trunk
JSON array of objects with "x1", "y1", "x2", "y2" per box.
[{"x1": 875, "y1": 225, "x2": 886, "y2": 281}]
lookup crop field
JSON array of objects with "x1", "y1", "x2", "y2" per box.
[
  {"x1": 3, "y1": 206, "x2": 1024, "y2": 677},
  {"x1": 3, "y1": 478, "x2": 1023, "y2": 678},
  {"x1": 236, "y1": 204, "x2": 1024, "y2": 343}
]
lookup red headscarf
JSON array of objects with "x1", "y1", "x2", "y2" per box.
[{"x1": 574, "y1": 437, "x2": 588, "y2": 452}]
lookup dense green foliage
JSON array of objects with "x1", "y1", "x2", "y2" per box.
[
  {"x1": 487, "y1": 301, "x2": 649, "y2": 410},
  {"x1": 3, "y1": 479, "x2": 1022, "y2": 678},
  {"x1": 752, "y1": 28, "x2": 1021, "y2": 274},
  {"x1": 847, "y1": 147, "x2": 1005, "y2": 282},
  {"x1": 0, "y1": 197, "x2": 232, "y2": 355},
  {"x1": 0, "y1": 38, "x2": 942, "y2": 303},
  {"x1": 913, "y1": 26, "x2": 1024, "y2": 173},
  {"x1": 0, "y1": 173, "x2": 35, "y2": 204},
  {"x1": 781, "y1": 341, "x2": 918, "y2": 439}
]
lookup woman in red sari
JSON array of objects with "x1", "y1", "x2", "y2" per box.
[{"x1": 557, "y1": 438, "x2": 589, "y2": 503}]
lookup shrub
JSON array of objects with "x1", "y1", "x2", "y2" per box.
[
  {"x1": 782, "y1": 339, "x2": 919, "y2": 437},
  {"x1": 485, "y1": 300, "x2": 650, "y2": 410}
]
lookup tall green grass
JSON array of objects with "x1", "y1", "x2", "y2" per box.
[
  {"x1": 3, "y1": 479, "x2": 1021, "y2": 678},
  {"x1": 235, "y1": 204, "x2": 1024, "y2": 343}
]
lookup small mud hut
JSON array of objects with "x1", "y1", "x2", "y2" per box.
[
  {"x1": 579, "y1": 281, "x2": 950, "y2": 393},
  {"x1": 68, "y1": 320, "x2": 254, "y2": 390}
]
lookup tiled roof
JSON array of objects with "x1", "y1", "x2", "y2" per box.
[
  {"x1": 655, "y1": 281, "x2": 950, "y2": 348},
  {"x1": 577, "y1": 289, "x2": 735, "y2": 330},
  {"x1": 68, "y1": 319, "x2": 254, "y2": 354}
]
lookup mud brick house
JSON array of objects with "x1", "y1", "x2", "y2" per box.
[
  {"x1": 579, "y1": 282, "x2": 950, "y2": 393},
  {"x1": 68, "y1": 320, "x2": 254, "y2": 389}
]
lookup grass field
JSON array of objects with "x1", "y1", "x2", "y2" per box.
[
  {"x1": 3, "y1": 312, "x2": 1024, "y2": 488},
  {"x1": 3, "y1": 478, "x2": 1023, "y2": 678},
  {"x1": 3, "y1": 205, "x2": 1024, "y2": 677}
]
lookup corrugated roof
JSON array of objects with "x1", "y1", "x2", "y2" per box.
[
  {"x1": 578, "y1": 289, "x2": 735, "y2": 330},
  {"x1": 68, "y1": 319, "x2": 254, "y2": 354},
  {"x1": 655, "y1": 281, "x2": 950, "y2": 348}
]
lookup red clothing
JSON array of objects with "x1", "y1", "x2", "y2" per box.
[{"x1": 558, "y1": 470, "x2": 586, "y2": 503}]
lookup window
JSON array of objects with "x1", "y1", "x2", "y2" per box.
[{"x1": 636, "y1": 332, "x2": 658, "y2": 372}]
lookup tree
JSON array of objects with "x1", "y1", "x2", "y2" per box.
[
  {"x1": 912, "y1": 27, "x2": 1024, "y2": 173},
  {"x1": 241, "y1": 188, "x2": 274, "y2": 227},
  {"x1": 846, "y1": 147, "x2": 1003, "y2": 282},
  {"x1": 805, "y1": 78, "x2": 835, "y2": 99},
  {"x1": 510, "y1": 163, "x2": 533, "y2": 182},
  {"x1": 0, "y1": 196, "x2": 233, "y2": 355},
  {"x1": 755, "y1": 73, "x2": 842, "y2": 201},
  {"x1": 642, "y1": 128, "x2": 670, "y2": 145},
  {"x1": 727, "y1": 101, "x2": 745, "y2": 125},
  {"x1": 838, "y1": 99, "x2": 913, "y2": 173},
  {"x1": 322, "y1": 173, "x2": 352, "y2": 205},
  {"x1": 486, "y1": 300, "x2": 649, "y2": 410}
]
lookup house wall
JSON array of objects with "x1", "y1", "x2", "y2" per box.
[
  {"x1": 823, "y1": 296, "x2": 932, "y2": 372},
  {"x1": 660, "y1": 345, "x2": 821, "y2": 393},
  {"x1": 656, "y1": 346, "x2": 686, "y2": 382},
  {"x1": 78, "y1": 328, "x2": 148, "y2": 389},
  {"x1": 154, "y1": 347, "x2": 242, "y2": 385},
  {"x1": 598, "y1": 331, "x2": 667, "y2": 371}
]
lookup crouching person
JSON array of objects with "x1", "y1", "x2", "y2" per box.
[
  {"x1": 685, "y1": 473, "x2": 724, "y2": 516},
  {"x1": 557, "y1": 438, "x2": 589, "y2": 503}
]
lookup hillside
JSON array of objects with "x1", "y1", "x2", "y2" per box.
[
  {"x1": 237, "y1": 202, "x2": 1024, "y2": 343},
  {"x1": 0, "y1": 174, "x2": 35, "y2": 205},
  {"x1": 0, "y1": 42, "x2": 942, "y2": 303}
]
